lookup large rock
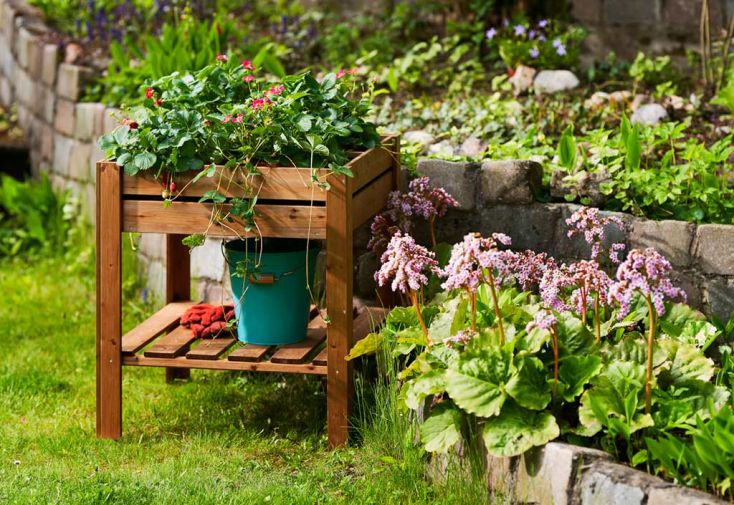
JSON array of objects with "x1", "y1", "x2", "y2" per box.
[
  {"x1": 648, "y1": 483, "x2": 729, "y2": 505},
  {"x1": 509, "y1": 64, "x2": 536, "y2": 95},
  {"x1": 416, "y1": 159, "x2": 478, "y2": 210},
  {"x1": 479, "y1": 159, "x2": 542, "y2": 205},
  {"x1": 534, "y1": 70, "x2": 580, "y2": 94},
  {"x1": 629, "y1": 218, "x2": 695, "y2": 267},
  {"x1": 694, "y1": 224, "x2": 734, "y2": 275},
  {"x1": 553, "y1": 205, "x2": 630, "y2": 261},
  {"x1": 577, "y1": 461, "x2": 659, "y2": 505},
  {"x1": 631, "y1": 103, "x2": 668, "y2": 125},
  {"x1": 703, "y1": 277, "x2": 734, "y2": 325},
  {"x1": 427, "y1": 140, "x2": 456, "y2": 157},
  {"x1": 459, "y1": 136, "x2": 484, "y2": 158},
  {"x1": 474, "y1": 203, "x2": 562, "y2": 252},
  {"x1": 550, "y1": 169, "x2": 611, "y2": 207},
  {"x1": 403, "y1": 130, "x2": 434, "y2": 150}
]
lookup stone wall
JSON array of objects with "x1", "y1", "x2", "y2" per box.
[
  {"x1": 479, "y1": 442, "x2": 727, "y2": 505},
  {"x1": 355, "y1": 159, "x2": 734, "y2": 322},
  {"x1": 0, "y1": 0, "x2": 227, "y2": 302}
]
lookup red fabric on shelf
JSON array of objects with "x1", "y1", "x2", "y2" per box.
[{"x1": 179, "y1": 304, "x2": 234, "y2": 339}]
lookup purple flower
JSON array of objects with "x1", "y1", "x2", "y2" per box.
[
  {"x1": 529, "y1": 29, "x2": 536, "y2": 40},
  {"x1": 566, "y1": 207, "x2": 626, "y2": 263},
  {"x1": 539, "y1": 265, "x2": 574, "y2": 313},
  {"x1": 611, "y1": 248, "x2": 687, "y2": 318},
  {"x1": 567, "y1": 260, "x2": 613, "y2": 314},
  {"x1": 441, "y1": 233, "x2": 512, "y2": 291},
  {"x1": 407, "y1": 176, "x2": 459, "y2": 221},
  {"x1": 443, "y1": 329, "x2": 476, "y2": 347},
  {"x1": 504, "y1": 250, "x2": 557, "y2": 291},
  {"x1": 486, "y1": 27, "x2": 497, "y2": 40},
  {"x1": 514, "y1": 24, "x2": 527, "y2": 36},
  {"x1": 538, "y1": 34, "x2": 547, "y2": 42},
  {"x1": 552, "y1": 38, "x2": 567, "y2": 56},
  {"x1": 526, "y1": 310, "x2": 557, "y2": 333},
  {"x1": 367, "y1": 212, "x2": 409, "y2": 256},
  {"x1": 375, "y1": 233, "x2": 439, "y2": 294},
  {"x1": 538, "y1": 19, "x2": 549, "y2": 28},
  {"x1": 530, "y1": 47, "x2": 540, "y2": 58}
]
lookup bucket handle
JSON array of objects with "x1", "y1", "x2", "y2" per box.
[{"x1": 222, "y1": 241, "x2": 301, "y2": 285}]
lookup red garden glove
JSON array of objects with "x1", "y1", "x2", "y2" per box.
[{"x1": 180, "y1": 304, "x2": 236, "y2": 339}]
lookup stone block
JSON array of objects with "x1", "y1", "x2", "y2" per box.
[
  {"x1": 39, "y1": 121, "x2": 53, "y2": 161},
  {"x1": 13, "y1": 66, "x2": 32, "y2": 105},
  {"x1": 89, "y1": 142, "x2": 105, "y2": 181},
  {"x1": 41, "y1": 43, "x2": 58, "y2": 85},
  {"x1": 470, "y1": 203, "x2": 562, "y2": 253},
  {"x1": 672, "y1": 270, "x2": 703, "y2": 310},
  {"x1": 27, "y1": 35, "x2": 42, "y2": 78},
  {"x1": 15, "y1": 102, "x2": 29, "y2": 131},
  {"x1": 604, "y1": 0, "x2": 659, "y2": 25},
  {"x1": 515, "y1": 443, "x2": 612, "y2": 505},
  {"x1": 0, "y1": 75, "x2": 11, "y2": 106},
  {"x1": 648, "y1": 483, "x2": 729, "y2": 505},
  {"x1": 42, "y1": 84, "x2": 55, "y2": 123},
  {"x1": 141, "y1": 259, "x2": 166, "y2": 305},
  {"x1": 695, "y1": 224, "x2": 734, "y2": 275},
  {"x1": 52, "y1": 133, "x2": 73, "y2": 175},
  {"x1": 138, "y1": 233, "x2": 166, "y2": 261},
  {"x1": 192, "y1": 237, "x2": 226, "y2": 281},
  {"x1": 416, "y1": 158, "x2": 478, "y2": 210},
  {"x1": 577, "y1": 461, "x2": 663, "y2": 505},
  {"x1": 1, "y1": 3, "x2": 15, "y2": 50},
  {"x1": 664, "y1": 0, "x2": 723, "y2": 30},
  {"x1": 15, "y1": 25, "x2": 30, "y2": 68},
  {"x1": 629, "y1": 218, "x2": 695, "y2": 267},
  {"x1": 552, "y1": 204, "x2": 630, "y2": 261},
  {"x1": 56, "y1": 63, "x2": 91, "y2": 101},
  {"x1": 74, "y1": 102, "x2": 105, "y2": 141},
  {"x1": 570, "y1": 0, "x2": 602, "y2": 23},
  {"x1": 54, "y1": 98, "x2": 75, "y2": 136},
  {"x1": 479, "y1": 159, "x2": 542, "y2": 205},
  {"x1": 703, "y1": 278, "x2": 734, "y2": 324},
  {"x1": 68, "y1": 141, "x2": 91, "y2": 181},
  {"x1": 355, "y1": 251, "x2": 378, "y2": 298}
]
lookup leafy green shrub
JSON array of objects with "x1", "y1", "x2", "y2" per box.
[{"x1": 0, "y1": 175, "x2": 76, "y2": 256}]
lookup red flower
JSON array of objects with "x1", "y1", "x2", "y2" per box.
[
  {"x1": 145, "y1": 87, "x2": 154, "y2": 99},
  {"x1": 337, "y1": 68, "x2": 357, "y2": 79},
  {"x1": 251, "y1": 97, "x2": 271, "y2": 110},
  {"x1": 216, "y1": 54, "x2": 228, "y2": 62},
  {"x1": 242, "y1": 59, "x2": 255, "y2": 71},
  {"x1": 154, "y1": 98, "x2": 163, "y2": 106},
  {"x1": 122, "y1": 118, "x2": 139, "y2": 129},
  {"x1": 222, "y1": 114, "x2": 232, "y2": 123},
  {"x1": 242, "y1": 74, "x2": 254, "y2": 83},
  {"x1": 264, "y1": 84, "x2": 284, "y2": 96}
]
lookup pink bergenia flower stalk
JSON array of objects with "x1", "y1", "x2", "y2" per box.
[
  {"x1": 539, "y1": 265, "x2": 574, "y2": 314},
  {"x1": 566, "y1": 207, "x2": 626, "y2": 264},
  {"x1": 407, "y1": 177, "x2": 459, "y2": 246},
  {"x1": 367, "y1": 213, "x2": 409, "y2": 257},
  {"x1": 375, "y1": 233, "x2": 439, "y2": 345},
  {"x1": 443, "y1": 329, "x2": 476, "y2": 348},
  {"x1": 442, "y1": 232, "x2": 511, "y2": 343},
  {"x1": 504, "y1": 250, "x2": 557, "y2": 291},
  {"x1": 526, "y1": 310, "x2": 559, "y2": 393},
  {"x1": 568, "y1": 260, "x2": 612, "y2": 342},
  {"x1": 611, "y1": 248, "x2": 686, "y2": 413}
]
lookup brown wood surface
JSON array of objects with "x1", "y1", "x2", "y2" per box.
[
  {"x1": 227, "y1": 344, "x2": 272, "y2": 362},
  {"x1": 123, "y1": 355, "x2": 327, "y2": 375},
  {"x1": 123, "y1": 200, "x2": 326, "y2": 239},
  {"x1": 121, "y1": 301, "x2": 198, "y2": 355},
  {"x1": 269, "y1": 316, "x2": 328, "y2": 364},
  {"x1": 96, "y1": 161, "x2": 123, "y2": 439},
  {"x1": 350, "y1": 145, "x2": 394, "y2": 193},
  {"x1": 165, "y1": 235, "x2": 192, "y2": 381},
  {"x1": 352, "y1": 170, "x2": 393, "y2": 231},
  {"x1": 144, "y1": 326, "x2": 198, "y2": 359},
  {"x1": 312, "y1": 347, "x2": 327, "y2": 367},
  {"x1": 186, "y1": 337, "x2": 236, "y2": 360},
  {"x1": 325, "y1": 170, "x2": 354, "y2": 447}
]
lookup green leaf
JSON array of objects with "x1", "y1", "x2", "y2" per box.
[
  {"x1": 345, "y1": 332, "x2": 383, "y2": 361},
  {"x1": 133, "y1": 151, "x2": 157, "y2": 171},
  {"x1": 625, "y1": 123, "x2": 641, "y2": 171},
  {"x1": 428, "y1": 296, "x2": 468, "y2": 343},
  {"x1": 558, "y1": 355, "x2": 603, "y2": 402},
  {"x1": 558, "y1": 125, "x2": 576, "y2": 170},
  {"x1": 506, "y1": 356, "x2": 551, "y2": 410},
  {"x1": 421, "y1": 404, "x2": 462, "y2": 454},
  {"x1": 182, "y1": 233, "x2": 205, "y2": 249},
  {"x1": 445, "y1": 348, "x2": 514, "y2": 418},
  {"x1": 297, "y1": 115, "x2": 312, "y2": 132},
  {"x1": 658, "y1": 340, "x2": 715, "y2": 386},
  {"x1": 199, "y1": 190, "x2": 227, "y2": 204},
  {"x1": 482, "y1": 402, "x2": 559, "y2": 457},
  {"x1": 403, "y1": 369, "x2": 448, "y2": 410}
]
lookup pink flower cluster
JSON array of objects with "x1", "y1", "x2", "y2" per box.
[
  {"x1": 405, "y1": 177, "x2": 460, "y2": 221},
  {"x1": 265, "y1": 84, "x2": 285, "y2": 96},
  {"x1": 443, "y1": 329, "x2": 476, "y2": 347},
  {"x1": 503, "y1": 250, "x2": 557, "y2": 291},
  {"x1": 610, "y1": 248, "x2": 687, "y2": 317},
  {"x1": 222, "y1": 113, "x2": 243, "y2": 124},
  {"x1": 242, "y1": 59, "x2": 255, "y2": 71},
  {"x1": 539, "y1": 265, "x2": 574, "y2": 313},
  {"x1": 566, "y1": 207, "x2": 626, "y2": 263},
  {"x1": 526, "y1": 310, "x2": 557, "y2": 333},
  {"x1": 251, "y1": 97, "x2": 272, "y2": 110},
  {"x1": 442, "y1": 233, "x2": 512, "y2": 291},
  {"x1": 337, "y1": 68, "x2": 357, "y2": 78},
  {"x1": 375, "y1": 233, "x2": 439, "y2": 294},
  {"x1": 567, "y1": 260, "x2": 612, "y2": 314}
]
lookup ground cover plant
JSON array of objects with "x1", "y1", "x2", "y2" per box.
[{"x1": 350, "y1": 178, "x2": 734, "y2": 500}]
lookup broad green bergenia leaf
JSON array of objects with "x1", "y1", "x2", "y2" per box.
[
  {"x1": 506, "y1": 356, "x2": 551, "y2": 410},
  {"x1": 558, "y1": 355, "x2": 603, "y2": 402},
  {"x1": 402, "y1": 369, "x2": 448, "y2": 411},
  {"x1": 657, "y1": 340, "x2": 715, "y2": 386},
  {"x1": 420, "y1": 404, "x2": 463, "y2": 454},
  {"x1": 445, "y1": 348, "x2": 515, "y2": 418},
  {"x1": 482, "y1": 402, "x2": 559, "y2": 457}
]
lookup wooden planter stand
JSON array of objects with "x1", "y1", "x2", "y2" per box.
[{"x1": 96, "y1": 135, "x2": 400, "y2": 447}]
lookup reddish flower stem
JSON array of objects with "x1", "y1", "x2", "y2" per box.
[
  {"x1": 550, "y1": 326, "x2": 559, "y2": 397},
  {"x1": 643, "y1": 295, "x2": 657, "y2": 414},
  {"x1": 485, "y1": 270, "x2": 505, "y2": 345},
  {"x1": 410, "y1": 289, "x2": 430, "y2": 346}
]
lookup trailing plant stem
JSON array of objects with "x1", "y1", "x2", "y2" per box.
[
  {"x1": 410, "y1": 289, "x2": 430, "y2": 346},
  {"x1": 643, "y1": 295, "x2": 657, "y2": 414}
]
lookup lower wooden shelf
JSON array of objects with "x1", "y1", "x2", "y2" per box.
[{"x1": 121, "y1": 300, "x2": 388, "y2": 376}]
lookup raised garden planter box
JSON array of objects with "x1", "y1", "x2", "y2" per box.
[{"x1": 96, "y1": 134, "x2": 400, "y2": 447}]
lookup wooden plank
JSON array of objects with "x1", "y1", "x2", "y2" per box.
[
  {"x1": 352, "y1": 170, "x2": 393, "y2": 230},
  {"x1": 122, "y1": 301, "x2": 198, "y2": 355},
  {"x1": 350, "y1": 146, "x2": 394, "y2": 193},
  {"x1": 186, "y1": 337, "x2": 236, "y2": 360},
  {"x1": 96, "y1": 161, "x2": 123, "y2": 439},
  {"x1": 123, "y1": 354, "x2": 327, "y2": 375},
  {"x1": 123, "y1": 200, "x2": 326, "y2": 239},
  {"x1": 227, "y1": 344, "x2": 272, "y2": 362},
  {"x1": 269, "y1": 316, "x2": 328, "y2": 364},
  {"x1": 123, "y1": 166, "x2": 329, "y2": 201},
  {"x1": 325, "y1": 170, "x2": 354, "y2": 447},
  {"x1": 165, "y1": 234, "x2": 192, "y2": 381},
  {"x1": 144, "y1": 326, "x2": 198, "y2": 359}
]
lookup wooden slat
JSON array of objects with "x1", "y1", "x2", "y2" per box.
[
  {"x1": 350, "y1": 146, "x2": 394, "y2": 193},
  {"x1": 123, "y1": 166, "x2": 329, "y2": 201},
  {"x1": 144, "y1": 326, "x2": 198, "y2": 358},
  {"x1": 186, "y1": 337, "x2": 236, "y2": 360},
  {"x1": 269, "y1": 316, "x2": 328, "y2": 364},
  {"x1": 352, "y1": 170, "x2": 393, "y2": 230},
  {"x1": 122, "y1": 301, "x2": 198, "y2": 355},
  {"x1": 312, "y1": 347, "x2": 327, "y2": 367},
  {"x1": 123, "y1": 201, "x2": 326, "y2": 239},
  {"x1": 227, "y1": 344, "x2": 272, "y2": 362},
  {"x1": 165, "y1": 236, "x2": 193, "y2": 381},
  {"x1": 123, "y1": 355, "x2": 327, "y2": 375}
]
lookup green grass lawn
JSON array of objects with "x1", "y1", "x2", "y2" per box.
[{"x1": 0, "y1": 244, "x2": 489, "y2": 504}]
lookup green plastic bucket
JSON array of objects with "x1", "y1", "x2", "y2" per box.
[{"x1": 224, "y1": 238, "x2": 320, "y2": 346}]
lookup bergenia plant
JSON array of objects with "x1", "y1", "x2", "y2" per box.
[
  {"x1": 375, "y1": 232, "x2": 439, "y2": 345},
  {"x1": 610, "y1": 247, "x2": 687, "y2": 412},
  {"x1": 566, "y1": 207, "x2": 626, "y2": 264},
  {"x1": 441, "y1": 232, "x2": 512, "y2": 343}
]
